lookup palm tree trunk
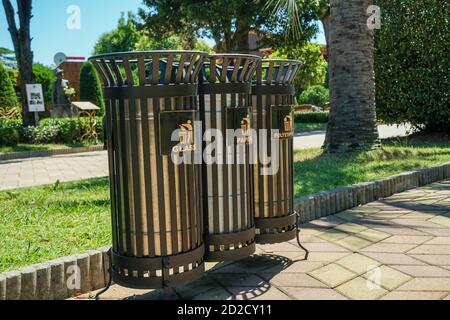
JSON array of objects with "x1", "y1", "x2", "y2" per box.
[{"x1": 323, "y1": 0, "x2": 379, "y2": 153}]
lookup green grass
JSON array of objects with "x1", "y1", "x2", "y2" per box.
[
  {"x1": 0, "y1": 142, "x2": 102, "y2": 154},
  {"x1": 295, "y1": 122, "x2": 327, "y2": 131},
  {"x1": 1, "y1": 133, "x2": 449, "y2": 272},
  {"x1": 294, "y1": 134, "x2": 450, "y2": 196},
  {"x1": 0, "y1": 179, "x2": 111, "y2": 272}
]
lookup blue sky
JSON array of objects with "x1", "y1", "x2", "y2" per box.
[{"x1": 0, "y1": 0, "x2": 325, "y2": 66}]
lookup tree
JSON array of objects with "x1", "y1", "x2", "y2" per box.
[
  {"x1": 138, "y1": 0, "x2": 320, "y2": 53},
  {"x1": 0, "y1": 47, "x2": 16, "y2": 68},
  {"x1": 375, "y1": 0, "x2": 450, "y2": 133},
  {"x1": 323, "y1": 0, "x2": 378, "y2": 152},
  {"x1": 32, "y1": 63, "x2": 55, "y2": 105},
  {"x1": 93, "y1": 12, "x2": 141, "y2": 54},
  {"x1": 0, "y1": 63, "x2": 19, "y2": 109},
  {"x1": 273, "y1": 0, "x2": 379, "y2": 152},
  {"x1": 94, "y1": 11, "x2": 213, "y2": 54},
  {"x1": 270, "y1": 42, "x2": 328, "y2": 91},
  {"x1": 79, "y1": 62, "x2": 105, "y2": 115},
  {"x1": 2, "y1": 0, "x2": 36, "y2": 126}
]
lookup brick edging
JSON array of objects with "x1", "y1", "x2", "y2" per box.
[
  {"x1": 0, "y1": 145, "x2": 105, "y2": 161},
  {"x1": 1, "y1": 161, "x2": 449, "y2": 300},
  {"x1": 294, "y1": 161, "x2": 450, "y2": 223}
]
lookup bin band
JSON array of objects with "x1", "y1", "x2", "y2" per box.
[
  {"x1": 255, "y1": 213, "x2": 296, "y2": 229},
  {"x1": 103, "y1": 83, "x2": 198, "y2": 99},
  {"x1": 199, "y1": 82, "x2": 252, "y2": 95},
  {"x1": 251, "y1": 85, "x2": 295, "y2": 96}
]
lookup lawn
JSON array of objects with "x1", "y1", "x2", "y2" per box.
[
  {"x1": 1, "y1": 134, "x2": 449, "y2": 272},
  {"x1": 0, "y1": 178, "x2": 111, "y2": 272},
  {"x1": 0, "y1": 142, "x2": 102, "y2": 154},
  {"x1": 295, "y1": 122, "x2": 327, "y2": 131}
]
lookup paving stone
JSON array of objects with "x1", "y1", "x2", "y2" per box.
[
  {"x1": 306, "y1": 252, "x2": 351, "y2": 262},
  {"x1": 258, "y1": 242, "x2": 299, "y2": 253},
  {"x1": 276, "y1": 261, "x2": 326, "y2": 273},
  {"x1": 408, "y1": 244, "x2": 450, "y2": 255},
  {"x1": 429, "y1": 215, "x2": 450, "y2": 228},
  {"x1": 335, "y1": 211, "x2": 364, "y2": 222},
  {"x1": 362, "y1": 252, "x2": 427, "y2": 265},
  {"x1": 381, "y1": 291, "x2": 448, "y2": 300},
  {"x1": 373, "y1": 226, "x2": 428, "y2": 236},
  {"x1": 410, "y1": 254, "x2": 450, "y2": 266},
  {"x1": 281, "y1": 287, "x2": 348, "y2": 300},
  {"x1": 397, "y1": 278, "x2": 450, "y2": 291},
  {"x1": 415, "y1": 227, "x2": 450, "y2": 237},
  {"x1": 226, "y1": 286, "x2": 292, "y2": 300},
  {"x1": 293, "y1": 235, "x2": 328, "y2": 243},
  {"x1": 361, "y1": 243, "x2": 417, "y2": 253},
  {"x1": 259, "y1": 272, "x2": 328, "y2": 288},
  {"x1": 335, "y1": 236, "x2": 373, "y2": 251},
  {"x1": 316, "y1": 229, "x2": 349, "y2": 242},
  {"x1": 335, "y1": 277, "x2": 388, "y2": 300},
  {"x1": 362, "y1": 265, "x2": 411, "y2": 291},
  {"x1": 335, "y1": 253, "x2": 381, "y2": 275},
  {"x1": 212, "y1": 274, "x2": 267, "y2": 287},
  {"x1": 354, "y1": 229, "x2": 391, "y2": 242},
  {"x1": 174, "y1": 277, "x2": 221, "y2": 299},
  {"x1": 302, "y1": 242, "x2": 349, "y2": 252},
  {"x1": 381, "y1": 235, "x2": 432, "y2": 245},
  {"x1": 308, "y1": 263, "x2": 357, "y2": 288},
  {"x1": 390, "y1": 265, "x2": 450, "y2": 277},
  {"x1": 335, "y1": 222, "x2": 368, "y2": 234},
  {"x1": 425, "y1": 237, "x2": 450, "y2": 245}
]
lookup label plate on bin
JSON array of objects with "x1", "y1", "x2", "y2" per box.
[
  {"x1": 226, "y1": 107, "x2": 251, "y2": 145},
  {"x1": 270, "y1": 105, "x2": 294, "y2": 139},
  {"x1": 159, "y1": 110, "x2": 197, "y2": 155}
]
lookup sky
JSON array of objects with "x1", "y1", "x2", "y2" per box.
[{"x1": 0, "y1": 0, "x2": 325, "y2": 66}]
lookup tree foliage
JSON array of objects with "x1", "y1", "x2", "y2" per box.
[
  {"x1": 0, "y1": 63, "x2": 19, "y2": 109},
  {"x1": 94, "y1": 11, "x2": 212, "y2": 54},
  {"x1": 32, "y1": 63, "x2": 55, "y2": 105},
  {"x1": 138, "y1": 0, "x2": 321, "y2": 52},
  {"x1": 270, "y1": 42, "x2": 328, "y2": 91},
  {"x1": 79, "y1": 62, "x2": 105, "y2": 115},
  {"x1": 0, "y1": 47, "x2": 16, "y2": 68},
  {"x1": 298, "y1": 85, "x2": 329, "y2": 107},
  {"x1": 375, "y1": 0, "x2": 450, "y2": 132},
  {"x1": 93, "y1": 12, "x2": 141, "y2": 54}
]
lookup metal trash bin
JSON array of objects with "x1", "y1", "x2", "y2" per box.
[
  {"x1": 89, "y1": 51, "x2": 207, "y2": 289},
  {"x1": 251, "y1": 59, "x2": 303, "y2": 244},
  {"x1": 199, "y1": 54, "x2": 261, "y2": 261}
]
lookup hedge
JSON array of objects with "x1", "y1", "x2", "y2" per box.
[
  {"x1": 80, "y1": 62, "x2": 105, "y2": 115},
  {"x1": 0, "y1": 63, "x2": 19, "y2": 109},
  {"x1": 0, "y1": 117, "x2": 104, "y2": 146},
  {"x1": 294, "y1": 112, "x2": 329, "y2": 124},
  {"x1": 375, "y1": 0, "x2": 450, "y2": 132}
]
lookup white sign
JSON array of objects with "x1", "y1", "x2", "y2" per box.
[{"x1": 25, "y1": 84, "x2": 46, "y2": 112}]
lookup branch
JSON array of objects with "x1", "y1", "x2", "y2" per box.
[{"x1": 1, "y1": 0, "x2": 19, "y2": 51}]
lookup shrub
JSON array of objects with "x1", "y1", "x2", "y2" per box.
[
  {"x1": 0, "y1": 63, "x2": 19, "y2": 109},
  {"x1": 0, "y1": 127, "x2": 20, "y2": 147},
  {"x1": 79, "y1": 62, "x2": 105, "y2": 115},
  {"x1": 298, "y1": 85, "x2": 329, "y2": 108},
  {"x1": 375, "y1": 0, "x2": 450, "y2": 132},
  {"x1": 0, "y1": 117, "x2": 104, "y2": 145},
  {"x1": 33, "y1": 63, "x2": 55, "y2": 104},
  {"x1": 295, "y1": 112, "x2": 329, "y2": 123}
]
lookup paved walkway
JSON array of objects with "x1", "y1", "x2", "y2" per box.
[
  {"x1": 0, "y1": 151, "x2": 108, "y2": 190},
  {"x1": 76, "y1": 180, "x2": 450, "y2": 300},
  {"x1": 294, "y1": 124, "x2": 412, "y2": 149},
  {"x1": 0, "y1": 125, "x2": 411, "y2": 191}
]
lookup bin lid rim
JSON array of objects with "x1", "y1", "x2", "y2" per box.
[
  {"x1": 88, "y1": 50, "x2": 209, "y2": 61},
  {"x1": 207, "y1": 53, "x2": 262, "y2": 60},
  {"x1": 260, "y1": 59, "x2": 304, "y2": 65}
]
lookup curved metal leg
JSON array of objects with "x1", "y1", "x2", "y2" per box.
[
  {"x1": 94, "y1": 248, "x2": 113, "y2": 300},
  {"x1": 295, "y1": 211, "x2": 309, "y2": 260}
]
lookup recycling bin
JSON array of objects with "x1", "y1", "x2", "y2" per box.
[
  {"x1": 89, "y1": 51, "x2": 207, "y2": 289},
  {"x1": 199, "y1": 54, "x2": 261, "y2": 261},
  {"x1": 251, "y1": 59, "x2": 303, "y2": 244}
]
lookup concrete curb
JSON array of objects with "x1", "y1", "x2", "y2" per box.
[
  {"x1": 0, "y1": 145, "x2": 104, "y2": 162},
  {"x1": 295, "y1": 161, "x2": 450, "y2": 223},
  {"x1": 1, "y1": 162, "x2": 450, "y2": 300}
]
